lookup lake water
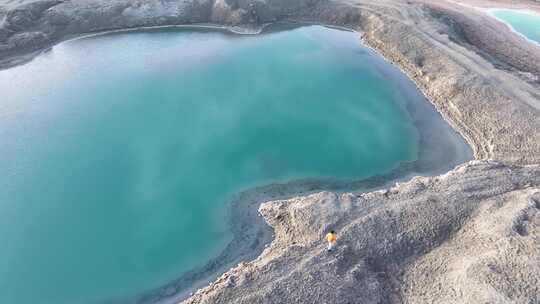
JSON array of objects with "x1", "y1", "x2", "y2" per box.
[
  {"x1": 489, "y1": 9, "x2": 540, "y2": 45},
  {"x1": 1, "y1": 25, "x2": 429, "y2": 303}
]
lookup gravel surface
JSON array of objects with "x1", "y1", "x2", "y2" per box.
[{"x1": 1, "y1": 0, "x2": 539, "y2": 303}]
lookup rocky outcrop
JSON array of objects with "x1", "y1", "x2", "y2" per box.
[
  {"x1": 180, "y1": 0, "x2": 540, "y2": 302},
  {"x1": 1, "y1": 0, "x2": 539, "y2": 164},
  {"x1": 301, "y1": 0, "x2": 540, "y2": 165},
  {"x1": 185, "y1": 161, "x2": 540, "y2": 303},
  {"x1": 424, "y1": 4, "x2": 540, "y2": 83},
  {"x1": 0, "y1": 0, "x2": 321, "y2": 67},
  {"x1": 1, "y1": 0, "x2": 540, "y2": 303}
]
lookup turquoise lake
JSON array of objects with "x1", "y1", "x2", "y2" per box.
[
  {"x1": 489, "y1": 9, "x2": 540, "y2": 44},
  {"x1": 0, "y1": 26, "x2": 423, "y2": 303}
]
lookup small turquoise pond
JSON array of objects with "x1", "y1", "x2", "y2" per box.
[
  {"x1": 0, "y1": 25, "x2": 448, "y2": 304},
  {"x1": 489, "y1": 9, "x2": 540, "y2": 44}
]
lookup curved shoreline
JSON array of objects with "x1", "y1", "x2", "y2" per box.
[
  {"x1": 117, "y1": 23, "x2": 470, "y2": 303},
  {"x1": 0, "y1": 21, "x2": 472, "y2": 304},
  {"x1": 1, "y1": 0, "x2": 539, "y2": 303},
  {"x1": 180, "y1": 1, "x2": 540, "y2": 302},
  {"x1": 486, "y1": 8, "x2": 540, "y2": 47},
  {"x1": 0, "y1": 23, "x2": 268, "y2": 71}
]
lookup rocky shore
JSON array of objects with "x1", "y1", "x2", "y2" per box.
[
  {"x1": 185, "y1": 161, "x2": 540, "y2": 303},
  {"x1": 1, "y1": 0, "x2": 539, "y2": 303}
]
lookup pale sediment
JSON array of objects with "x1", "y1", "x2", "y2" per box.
[
  {"x1": 184, "y1": 161, "x2": 540, "y2": 304},
  {"x1": 1, "y1": 0, "x2": 540, "y2": 303},
  {"x1": 134, "y1": 24, "x2": 472, "y2": 303},
  {"x1": 181, "y1": 0, "x2": 540, "y2": 303}
]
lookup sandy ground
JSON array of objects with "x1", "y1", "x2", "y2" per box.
[{"x1": 1, "y1": 0, "x2": 540, "y2": 303}]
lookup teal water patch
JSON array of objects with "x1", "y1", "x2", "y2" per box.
[
  {"x1": 489, "y1": 9, "x2": 540, "y2": 44},
  {"x1": 1, "y1": 26, "x2": 425, "y2": 304}
]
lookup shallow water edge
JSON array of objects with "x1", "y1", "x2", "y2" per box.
[
  {"x1": 6, "y1": 22, "x2": 471, "y2": 304},
  {"x1": 486, "y1": 8, "x2": 540, "y2": 46},
  {"x1": 86, "y1": 23, "x2": 475, "y2": 304}
]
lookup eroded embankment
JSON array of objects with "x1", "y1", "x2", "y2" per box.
[
  {"x1": 184, "y1": 161, "x2": 540, "y2": 304},
  {"x1": 133, "y1": 22, "x2": 472, "y2": 303},
  {"x1": 303, "y1": 0, "x2": 540, "y2": 164},
  {"x1": 1, "y1": 1, "x2": 539, "y2": 163},
  {"x1": 0, "y1": 0, "x2": 316, "y2": 69},
  {"x1": 1, "y1": 0, "x2": 540, "y2": 303},
  {"x1": 182, "y1": 0, "x2": 540, "y2": 303}
]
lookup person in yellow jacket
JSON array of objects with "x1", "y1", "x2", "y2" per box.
[{"x1": 325, "y1": 230, "x2": 337, "y2": 252}]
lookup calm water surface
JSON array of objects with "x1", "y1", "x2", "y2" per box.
[
  {"x1": 0, "y1": 26, "x2": 419, "y2": 303},
  {"x1": 489, "y1": 9, "x2": 540, "y2": 44}
]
